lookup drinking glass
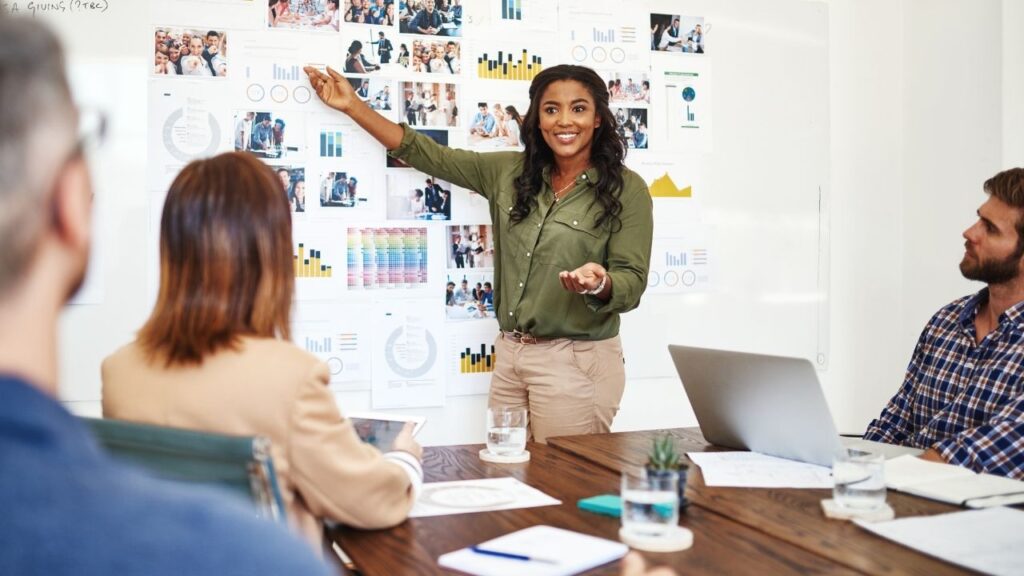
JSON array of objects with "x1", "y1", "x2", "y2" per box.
[
  {"x1": 832, "y1": 448, "x2": 886, "y2": 510},
  {"x1": 621, "y1": 469, "x2": 679, "y2": 538},
  {"x1": 485, "y1": 407, "x2": 527, "y2": 456}
]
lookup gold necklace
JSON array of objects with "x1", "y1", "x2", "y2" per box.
[{"x1": 552, "y1": 169, "x2": 586, "y2": 202}]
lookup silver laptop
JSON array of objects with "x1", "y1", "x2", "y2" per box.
[{"x1": 668, "y1": 345, "x2": 921, "y2": 467}]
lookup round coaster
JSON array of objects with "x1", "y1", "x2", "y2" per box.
[
  {"x1": 820, "y1": 499, "x2": 895, "y2": 522},
  {"x1": 619, "y1": 526, "x2": 694, "y2": 552},
  {"x1": 479, "y1": 448, "x2": 530, "y2": 463}
]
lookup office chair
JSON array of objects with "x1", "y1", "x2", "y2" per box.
[{"x1": 83, "y1": 417, "x2": 286, "y2": 523}]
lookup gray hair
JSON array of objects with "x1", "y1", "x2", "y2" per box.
[{"x1": 0, "y1": 17, "x2": 76, "y2": 296}]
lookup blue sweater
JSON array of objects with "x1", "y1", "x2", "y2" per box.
[{"x1": 0, "y1": 376, "x2": 331, "y2": 575}]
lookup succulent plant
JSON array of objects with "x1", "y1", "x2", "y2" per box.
[{"x1": 647, "y1": 434, "x2": 685, "y2": 471}]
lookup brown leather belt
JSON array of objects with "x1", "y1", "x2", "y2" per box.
[{"x1": 501, "y1": 330, "x2": 556, "y2": 345}]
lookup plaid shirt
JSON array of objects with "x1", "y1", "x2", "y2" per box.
[{"x1": 864, "y1": 289, "x2": 1024, "y2": 479}]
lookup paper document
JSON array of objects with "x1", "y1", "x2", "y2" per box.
[
  {"x1": 409, "y1": 477, "x2": 561, "y2": 518},
  {"x1": 855, "y1": 507, "x2": 1024, "y2": 576},
  {"x1": 438, "y1": 525, "x2": 628, "y2": 576},
  {"x1": 688, "y1": 451, "x2": 833, "y2": 488},
  {"x1": 884, "y1": 455, "x2": 1024, "y2": 507}
]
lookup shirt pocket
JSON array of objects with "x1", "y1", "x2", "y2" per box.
[{"x1": 538, "y1": 210, "x2": 607, "y2": 269}]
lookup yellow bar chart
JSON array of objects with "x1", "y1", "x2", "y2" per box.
[
  {"x1": 476, "y1": 49, "x2": 543, "y2": 81},
  {"x1": 294, "y1": 242, "x2": 334, "y2": 278},
  {"x1": 460, "y1": 344, "x2": 496, "y2": 374}
]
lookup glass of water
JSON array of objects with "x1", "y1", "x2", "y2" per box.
[
  {"x1": 621, "y1": 469, "x2": 679, "y2": 538},
  {"x1": 833, "y1": 449, "x2": 886, "y2": 510},
  {"x1": 485, "y1": 407, "x2": 527, "y2": 456}
]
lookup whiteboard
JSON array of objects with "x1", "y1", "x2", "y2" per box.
[{"x1": 11, "y1": 0, "x2": 829, "y2": 402}]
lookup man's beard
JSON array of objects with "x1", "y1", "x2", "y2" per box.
[{"x1": 960, "y1": 248, "x2": 1023, "y2": 285}]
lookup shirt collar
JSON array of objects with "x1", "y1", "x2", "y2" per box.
[
  {"x1": 0, "y1": 375, "x2": 103, "y2": 462},
  {"x1": 541, "y1": 165, "x2": 601, "y2": 188},
  {"x1": 957, "y1": 287, "x2": 1024, "y2": 334}
]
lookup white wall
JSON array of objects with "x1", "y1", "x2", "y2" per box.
[
  {"x1": 53, "y1": 1, "x2": 1019, "y2": 444},
  {"x1": 822, "y1": 0, "x2": 1010, "y2": 433}
]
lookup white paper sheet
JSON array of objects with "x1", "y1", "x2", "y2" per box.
[
  {"x1": 439, "y1": 525, "x2": 628, "y2": 576},
  {"x1": 855, "y1": 508, "x2": 1024, "y2": 576},
  {"x1": 688, "y1": 451, "x2": 833, "y2": 488},
  {"x1": 409, "y1": 477, "x2": 561, "y2": 518}
]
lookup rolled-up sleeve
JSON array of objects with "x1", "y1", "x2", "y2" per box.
[{"x1": 388, "y1": 123, "x2": 516, "y2": 200}]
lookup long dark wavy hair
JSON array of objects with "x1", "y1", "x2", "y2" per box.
[{"x1": 511, "y1": 65, "x2": 626, "y2": 230}]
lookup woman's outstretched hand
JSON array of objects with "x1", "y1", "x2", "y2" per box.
[{"x1": 303, "y1": 65, "x2": 358, "y2": 114}]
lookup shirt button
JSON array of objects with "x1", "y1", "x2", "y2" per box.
[
  {"x1": 519, "y1": 282, "x2": 524, "y2": 287},
  {"x1": 537, "y1": 223, "x2": 542, "y2": 228},
  {"x1": 581, "y1": 174, "x2": 588, "y2": 180},
  {"x1": 508, "y1": 312, "x2": 513, "y2": 316},
  {"x1": 572, "y1": 220, "x2": 578, "y2": 226},
  {"x1": 526, "y1": 252, "x2": 531, "y2": 257}
]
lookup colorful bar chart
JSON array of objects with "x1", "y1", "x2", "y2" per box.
[
  {"x1": 460, "y1": 344, "x2": 496, "y2": 374},
  {"x1": 346, "y1": 228, "x2": 429, "y2": 290},
  {"x1": 294, "y1": 243, "x2": 334, "y2": 278},
  {"x1": 476, "y1": 50, "x2": 543, "y2": 81},
  {"x1": 319, "y1": 130, "x2": 343, "y2": 157},
  {"x1": 501, "y1": 0, "x2": 521, "y2": 20},
  {"x1": 273, "y1": 64, "x2": 300, "y2": 81}
]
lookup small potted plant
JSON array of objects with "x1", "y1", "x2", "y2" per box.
[{"x1": 646, "y1": 434, "x2": 689, "y2": 510}]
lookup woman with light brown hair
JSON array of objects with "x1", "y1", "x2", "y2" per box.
[{"x1": 101, "y1": 152, "x2": 422, "y2": 549}]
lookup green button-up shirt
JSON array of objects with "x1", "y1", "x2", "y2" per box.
[{"x1": 390, "y1": 124, "x2": 653, "y2": 340}]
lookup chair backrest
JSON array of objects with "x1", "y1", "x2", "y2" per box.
[{"x1": 83, "y1": 417, "x2": 286, "y2": 523}]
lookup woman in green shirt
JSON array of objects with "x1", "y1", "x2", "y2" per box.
[{"x1": 305, "y1": 64, "x2": 652, "y2": 442}]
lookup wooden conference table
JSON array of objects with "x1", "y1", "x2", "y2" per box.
[{"x1": 328, "y1": 429, "x2": 973, "y2": 575}]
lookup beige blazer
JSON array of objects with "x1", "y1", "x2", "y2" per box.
[{"x1": 101, "y1": 337, "x2": 416, "y2": 548}]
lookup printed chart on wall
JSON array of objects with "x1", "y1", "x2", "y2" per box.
[
  {"x1": 372, "y1": 300, "x2": 445, "y2": 409},
  {"x1": 559, "y1": 0, "x2": 649, "y2": 69},
  {"x1": 346, "y1": 227, "x2": 431, "y2": 291},
  {"x1": 627, "y1": 153, "x2": 712, "y2": 294},
  {"x1": 232, "y1": 32, "x2": 341, "y2": 108},
  {"x1": 148, "y1": 83, "x2": 228, "y2": 191},
  {"x1": 464, "y1": 0, "x2": 558, "y2": 32},
  {"x1": 292, "y1": 303, "x2": 371, "y2": 390},
  {"x1": 292, "y1": 221, "x2": 346, "y2": 301},
  {"x1": 662, "y1": 62, "x2": 713, "y2": 152},
  {"x1": 447, "y1": 320, "x2": 499, "y2": 397}
]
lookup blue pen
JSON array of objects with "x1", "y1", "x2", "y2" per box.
[{"x1": 470, "y1": 546, "x2": 559, "y2": 564}]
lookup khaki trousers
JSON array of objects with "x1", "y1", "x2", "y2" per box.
[{"x1": 488, "y1": 334, "x2": 626, "y2": 443}]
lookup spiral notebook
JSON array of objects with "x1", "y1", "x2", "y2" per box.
[{"x1": 438, "y1": 525, "x2": 628, "y2": 576}]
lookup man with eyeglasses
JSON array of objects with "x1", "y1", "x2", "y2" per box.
[{"x1": 0, "y1": 17, "x2": 330, "y2": 575}]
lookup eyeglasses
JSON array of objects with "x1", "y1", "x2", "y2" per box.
[
  {"x1": 50, "y1": 108, "x2": 107, "y2": 205},
  {"x1": 72, "y1": 108, "x2": 108, "y2": 159}
]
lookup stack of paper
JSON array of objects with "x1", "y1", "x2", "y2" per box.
[
  {"x1": 884, "y1": 456, "x2": 1024, "y2": 507},
  {"x1": 438, "y1": 525, "x2": 628, "y2": 576}
]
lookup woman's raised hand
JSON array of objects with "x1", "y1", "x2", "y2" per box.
[{"x1": 303, "y1": 65, "x2": 359, "y2": 114}]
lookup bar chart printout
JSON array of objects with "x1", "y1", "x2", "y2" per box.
[
  {"x1": 273, "y1": 64, "x2": 300, "y2": 81},
  {"x1": 501, "y1": 0, "x2": 522, "y2": 20},
  {"x1": 320, "y1": 130, "x2": 343, "y2": 157},
  {"x1": 477, "y1": 49, "x2": 543, "y2": 81},
  {"x1": 460, "y1": 344, "x2": 496, "y2": 374},
  {"x1": 294, "y1": 243, "x2": 334, "y2": 278}
]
